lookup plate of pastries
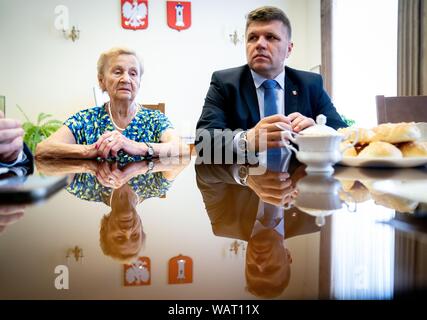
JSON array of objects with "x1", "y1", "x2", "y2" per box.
[
  {"x1": 338, "y1": 122, "x2": 427, "y2": 168},
  {"x1": 334, "y1": 166, "x2": 427, "y2": 213}
]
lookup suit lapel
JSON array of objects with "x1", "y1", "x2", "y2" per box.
[
  {"x1": 241, "y1": 66, "x2": 260, "y2": 125},
  {"x1": 284, "y1": 71, "x2": 299, "y2": 116}
]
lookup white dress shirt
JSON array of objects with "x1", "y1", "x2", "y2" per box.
[
  {"x1": 234, "y1": 69, "x2": 286, "y2": 152},
  {"x1": 251, "y1": 200, "x2": 285, "y2": 238},
  {"x1": 0, "y1": 150, "x2": 28, "y2": 176}
]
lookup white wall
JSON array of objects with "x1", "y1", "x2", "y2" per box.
[{"x1": 0, "y1": 0, "x2": 320, "y2": 137}]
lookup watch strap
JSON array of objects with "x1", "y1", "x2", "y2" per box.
[{"x1": 143, "y1": 142, "x2": 154, "y2": 158}]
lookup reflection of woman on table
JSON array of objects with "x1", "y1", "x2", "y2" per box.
[
  {"x1": 37, "y1": 158, "x2": 188, "y2": 262},
  {"x1": 73, "y1": 161, "x2": 185, "y2": 262},
  {"x1": 66, "y1": 163, "x2": 172, "y2": 203}
]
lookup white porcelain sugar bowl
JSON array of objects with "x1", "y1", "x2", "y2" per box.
[
  {"x1": 293, "y1": 173, "x2": 354, "y2": 226},
  {"x1": 283, "y1": 115, "x2": 358, "y2": 173},
  {"x1": 282, "y1": 172, "x2": 357, "y2": 227}
]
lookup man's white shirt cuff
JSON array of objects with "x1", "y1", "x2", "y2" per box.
[{"x1": 0, "y1": 150, "x2": 26, "y2": 167}]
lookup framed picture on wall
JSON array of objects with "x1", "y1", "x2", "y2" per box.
[
  {"x1": 123, "y1": 257, "x2": 151, "y2": 286},
  {"x1": 0, "y1": 95, "x2": 5, "y2": 114}
]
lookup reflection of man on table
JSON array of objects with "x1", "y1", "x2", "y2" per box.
[{"x1": 195, "y1": 162, "x2": 319, "y2": 297}]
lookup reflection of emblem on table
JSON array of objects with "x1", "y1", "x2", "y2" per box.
[
  {"x1": 124, "y1": 257, "x2": 151, "y2": 286},
  {"x1": 168, "y1": 254, "x2": 193, "y2": 284},
  {"x1": 167, "y1": 1, "x2": 191, "y2": 31},
  {"x1": 229, "y1": 240, "x2": 246, "y2": 256},
  {"x1": 121, "y1": 0, "x2": 148, "y2": 30}
]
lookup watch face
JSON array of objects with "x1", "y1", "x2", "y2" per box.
[
  {"x1": 238, "y1": 165, "x2": 248, "y2": 179},
  {"x1": 238, "y1": 139, "x2": 247, "y2": 151},
  {"x1": 145, "y1": 142, "x2": 154, "y2": 157}
]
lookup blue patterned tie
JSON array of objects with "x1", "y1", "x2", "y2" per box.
[
  {"x1": 262, "y1": 80, "x2": 283, "y2": 170},
  {"x1": 261, "y1": 202, "x2": 279, "y2": 228},
  {"x1": 262, "y1": 79, "x2": 279, "y2": 117}
]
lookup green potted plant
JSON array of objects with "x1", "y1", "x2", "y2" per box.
[
  {"x1": 16, "y1": 104, "x2": 62, "y2": 153},
  {"x1": 340, "y1": 114, "x2": 356, "y2": 127}
]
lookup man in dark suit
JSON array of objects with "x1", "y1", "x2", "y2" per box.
[
  {"x1": 0, "y1": 111, "x2": 33, "y2": 176},
  {"x1": 196, "y1": 6, "x2": 347, "y2": 160}
]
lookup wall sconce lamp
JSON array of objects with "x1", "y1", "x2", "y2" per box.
[
  {"x1": 66, "y1": 245, "x2": 84, "y2": 263},
  {"x1": 229, "y1": 30, "x2": 244, "y2": 45},
  {"x1": 229, "y1": 240, "x2": 246, "y2": 256},
  {"x1": 54, "y1": 5, "x2": 80, "y2": 42},
  {"x1": 63, "y1": 25, "x2": 80, "y2": 42}
]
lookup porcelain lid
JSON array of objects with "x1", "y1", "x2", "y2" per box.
[{"x1": 300, "y1": 114, "x2": 342, "y2": 137}]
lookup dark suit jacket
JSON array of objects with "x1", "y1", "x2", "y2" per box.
[{"x1": 195, "y1": 65, "x2": 347, "y2": 159}]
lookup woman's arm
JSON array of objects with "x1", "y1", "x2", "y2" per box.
[
  {"x1": 35, "y1": 158, "x2": 99, "y2": 175},
  {"x1": 96, "y1": 128, "x2": 191, "y2": 158},
  {"x1": 35, "y1": 125, "x2": 97, "y2": 159},
  {"x1": 99, "y1": 157, "x2": 190, "y2": 188},
  {"x1": 154, "y1": 128, "x2": 190, "y2": 157}
]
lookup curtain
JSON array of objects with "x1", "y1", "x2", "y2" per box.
[
  {"x1": 321, "y1": 0, "x2": 333, "y2": 97},
  {"x1": 398, "y1": 0, "x2": 427, "y2": 95}
]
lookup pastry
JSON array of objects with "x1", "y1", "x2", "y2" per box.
[
  {"x1": 339, "y1": 180, "x2": 371, "y2": 203},
  {"x1": 338, "y1": 127, "x2": 375, "y2": 144},
  {"x1": 372, "y1": 122, "x2": 421, "y2": 144},
  {"x1": 399, "y1": 141, "x2": 427, "y2": 157},
  {"x1": 370, "y1": 191, "x2": 418, "y2": 213},
  {"x1": 358, "y1": 141, "x2": 402, "y2": 158},
  {"x1": 340, "y1": 142, "x2": 358, "y2": 157}
]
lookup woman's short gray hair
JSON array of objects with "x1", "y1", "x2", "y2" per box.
[{"x1": 97, "y1": 47, "x2": 144, "y2": 80}]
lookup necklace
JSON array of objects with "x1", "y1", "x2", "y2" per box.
[{"x1": 107, "y1": 102, "x2": 138, "y2": 131}]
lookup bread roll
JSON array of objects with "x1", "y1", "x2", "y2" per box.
[
  {"x1": 358, "y1": 141, "x2": 403, "y2": 158},
  {"x1": 339, "y1": 180, "x2": 371, "y2": 203},
  {"x1": 399, "y1": 141, "x2": 427, "y2": 157},
  {"x1": 372, "y1": 122, "x2": 421, "y2": 143},
  {"x1": 340, "y1": 180, "x2": 355, "y2": 192},
  {"x1": 340, "y1": 142, "x2": 358, "y2": 157},
  {"x1": 338, "y1": 127, "x2": 375, "y2": 144},
  {"x1": 370, "y1": 192, "x2": 418, "y2": 213}
]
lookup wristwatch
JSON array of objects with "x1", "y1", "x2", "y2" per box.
[
  {"x1": 237, "y1": 131, "x2": 248, "y2": 153},
  {"x1": 237, "y1": 164, "x2": 249, "y2": 185},
  {"x1": 144, "y1": 142, "x2": 154, "y2": 158},
  {"x1": 145, "y1": 160, "x2": 155, "y2": 174}
]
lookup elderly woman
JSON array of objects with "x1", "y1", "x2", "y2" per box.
[{"x1": 36, "y1": 47, "x2": 187, "y2": 159}]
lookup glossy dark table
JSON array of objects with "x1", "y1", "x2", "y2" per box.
[{"x1": 0, "y1": 156, "x2": 426, "y2": 300}]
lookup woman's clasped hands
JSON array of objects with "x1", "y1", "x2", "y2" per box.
[{"x1": 93, "y1": 130, "x2": 147, "y2": 159}]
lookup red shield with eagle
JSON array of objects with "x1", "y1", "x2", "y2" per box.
[
  {"x1": 121, "y1": 0, "x2": 148, "y2": 30},
  {"x1": 167, "y1": 1, "x2": 191, "y2": 31}
]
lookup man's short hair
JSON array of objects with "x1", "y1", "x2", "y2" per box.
[{"x1": 246, "y1": 6, "x2": 292, "y2": 39}]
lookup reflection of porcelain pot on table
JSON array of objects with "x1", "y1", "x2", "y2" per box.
[
  {"x1": 283, "y1": 115, "x2": 358, "y2": 173},
  {"x1": 292, "y1": 173, "x2": 356, "y2": 226}
]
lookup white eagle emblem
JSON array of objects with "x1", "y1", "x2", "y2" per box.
[
  {"x1": 122, "y1": 0, "x2": 147, "y2": 28},
  {"x1": 125, "y1": 260, "x2": 150, "y2": 284}
]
